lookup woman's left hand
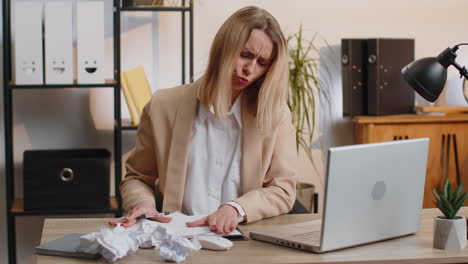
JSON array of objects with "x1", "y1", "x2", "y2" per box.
[{"x1": 186, "y1": 204, "x2": 239, "y2": 235}]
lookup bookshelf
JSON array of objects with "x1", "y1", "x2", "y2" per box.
[
  {"x1": 7, "y1": 79, "x2": 118, "y2": 89},
  {"x1": 3, "y1": 0, "x2": 193, "y2": 263},
  {"x1": 118, "y1": 0, "x2": 194, "y2": 128},
  {"x1": 10, "y1": 198, "x2": 118, "y2": 215},
  {"x1": 2, "y1": 1, "x2": 122, "y2": 264}
]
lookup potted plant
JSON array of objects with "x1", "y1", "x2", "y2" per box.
[
  {"x1": 287, "y1": 25, "x2": 331, "y2": 213},
  {"x1": 433, "y1": 177, "x2": 468, "y2": 249}
]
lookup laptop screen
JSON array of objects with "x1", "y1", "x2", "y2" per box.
[{"x1": 320, "y1": 138, "x2": 429, "y2": 251}]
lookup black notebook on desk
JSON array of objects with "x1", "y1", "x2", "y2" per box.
[{"x1": 35, "y1": 233, "x2": 100, "y2": 260}]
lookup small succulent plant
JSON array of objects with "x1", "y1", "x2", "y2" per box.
[{"x1": 433, "y1": 177, "x2": 468, "y2": 219}]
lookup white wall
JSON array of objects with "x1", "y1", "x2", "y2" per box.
[{"x1": 1, "y1": 0, "x2": 468, "y2": 263}]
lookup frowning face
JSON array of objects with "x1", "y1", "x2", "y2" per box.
[{"x1": 232, "y1": 29, "x2": 274, "y2": 97}]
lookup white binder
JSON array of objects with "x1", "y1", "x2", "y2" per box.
[
  {"x1": 76, "y1": 1, "x2": 104, "y2": 84},
  {"x1": 14, "y1": 2, "x2": 44, "y2": 85},
  {"x1": 45, "y1": 2, "x2": 73, "y2": 84}
]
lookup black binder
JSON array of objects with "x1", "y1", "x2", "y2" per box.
[
  {"x1": 341, "y1": 38, "x2": 415, "y2": 116},
  {"x1": 342, "y1": 39, "x2": 367, "y2": 116},
  {"x1": 366, "y1": 39, "x2": 415, "y2": 116}
]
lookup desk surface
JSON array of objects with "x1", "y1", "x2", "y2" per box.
[{"x1": 38, "y1": 207, "x2": 468, "y2": 264}]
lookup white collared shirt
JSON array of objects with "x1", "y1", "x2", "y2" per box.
[{"x1": 182, "y1": 95, "x2": 246, "y2": 221}]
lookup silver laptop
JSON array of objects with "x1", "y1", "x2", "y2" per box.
[{"x1": 250, "y1": 138, "x2": 429, "y2": 253}]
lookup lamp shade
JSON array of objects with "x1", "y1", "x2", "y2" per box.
[{"x1": 401, "y1": 57, "x2": 447, "y2": 102}]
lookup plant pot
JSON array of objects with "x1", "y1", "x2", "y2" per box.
[{"x1": 433, "y1": 216, "x2": 467, "y2": 250}]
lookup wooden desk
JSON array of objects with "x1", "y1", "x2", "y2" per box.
[{"x1": 39, "y1": 208, "x2": 468, "y2": 264}]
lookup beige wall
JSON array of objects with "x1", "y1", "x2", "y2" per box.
[
  {"x1": 191, "y1": 0, "x2": 468, "y2": 209},
  {"x1": 1, "y1": 0, "x2": 468, "y2": 263}
]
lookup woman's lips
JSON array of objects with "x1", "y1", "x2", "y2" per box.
[{"x1": 237, "y1": 76, "x2": 248, "y2": 85}]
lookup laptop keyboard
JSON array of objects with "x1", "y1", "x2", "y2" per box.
[
  {"x1": 293, "y1": 230, "x2": 320, "y2": 240},
  {"x1": 291, "y1": 222, "x2": 322, "y2": 245}
]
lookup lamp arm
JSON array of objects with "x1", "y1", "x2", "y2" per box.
[
  {"x1": 452, "y1": 43, "x2": 468, "y2": 50},
  {"x1": 449, "y1": 43, "x2": 468, "y2": 79},
  {"x1": 451, "y1": 61, "x2": 468, "y2": 79}
]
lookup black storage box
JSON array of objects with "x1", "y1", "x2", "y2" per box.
[{"x1": 23, "y1": 149, "x2": 111, "y2": 211}]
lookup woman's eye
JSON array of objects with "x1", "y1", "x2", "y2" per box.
[
  {"x1": 258, "y1": 61, "x2": 267, "y2": 67},
  {"x1": 240, "y1": 53, "x2": 249, "y2": 58}
]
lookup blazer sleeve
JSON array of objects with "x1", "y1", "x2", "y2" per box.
[
  {"x1": 120, "y1": 101, "x2": 158, "y2": 211},
  {"x1": 234, "y1": 110, "x2": 298, "y2": 223}
]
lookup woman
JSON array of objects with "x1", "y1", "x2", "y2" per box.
[{"x1": 110, "y1": 6, "x2": 297, "y2": 235}]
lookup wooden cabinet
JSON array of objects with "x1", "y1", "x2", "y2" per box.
[{"x1": 353, "y1": 114, "x2": 468, "y2": 208}]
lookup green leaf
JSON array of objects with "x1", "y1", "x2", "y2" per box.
[
  {"x1": 453, "y1": 191, "x2": 468, "y2": 214},
  {"x1": 433, "y1": 190, "x2": 441, "y2": 203},
  {"x1": 439, "y1": 192, "x2": 455, "y2": 218},
  {"x1": 443, "y1": 178, "x2": 449, "y2": 196},
  {"x1": 454, "y1": 183, "x2": 464, "y2": 200},
  {"x1": 447, "y1": 180, "x2": 453, "y2": 202}
]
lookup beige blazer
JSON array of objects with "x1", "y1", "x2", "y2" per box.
[{"x1": 120, "y1": 84, "x2": 297, "y2": 223}]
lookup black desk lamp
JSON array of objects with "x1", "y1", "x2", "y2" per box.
[
  {"x1": 401, "y1": 43, "x2": 468, "y2": 102},
  {"x1": 402, "y1": 44, "x2": 468, "y2": 188}
]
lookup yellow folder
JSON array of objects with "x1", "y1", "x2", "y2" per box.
[
  {"x1": 121, "y1": 66, "x2": 153, "y2": 126},
  {"x1": 121, "y1": 73, "x2": 139, "y2": 126}
]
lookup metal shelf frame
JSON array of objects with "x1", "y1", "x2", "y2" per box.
[
  {"x1": 2, "y1": 0, "x2": 193, "y2": 263},
  {"x1": 2, "y1": 1, "x2": 122, "y2": 263},
  {"x1": 119, "y1": 0, "x2": 194, "y2": 87}
]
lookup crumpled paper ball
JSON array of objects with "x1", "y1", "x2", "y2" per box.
[{"x1": 78, "y1": 220, "x2": 201, "y2": 263}]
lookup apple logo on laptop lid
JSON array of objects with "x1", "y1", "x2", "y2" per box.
[{"x1": 372, "y1": 180, "x2": 387, "y2": 200}]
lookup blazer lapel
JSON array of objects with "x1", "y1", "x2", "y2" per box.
[
  {"x1": 163, "y1": 85, "x2": 198, "y2": 212},
  {"x1": 241, "y1": 99, "x2": 263, "y2": 194}
]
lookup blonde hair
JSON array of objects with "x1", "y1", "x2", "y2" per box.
[{"x1": 195, "y1": 6, "x2": 289, "y2": 131}]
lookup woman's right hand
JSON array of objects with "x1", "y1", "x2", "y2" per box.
[{"x1": 108, "y1": 200, "x2": 172, "y2": 228}]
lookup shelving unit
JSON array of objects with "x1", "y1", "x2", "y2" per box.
[
  {"x1": 3, "y1": 0, "x2": 193, "y2": 263},
  {"x1": 10, "y1": 198, "x2": 119, "y2": 215},
  {"x1": 2, "y1": 1, "x2": 122, "y2": 263},
  {"x1": 7, "y1": 79, "x2": 118, "y2": 89},
  {"x1": 119, "y1": 0, "x2": 194, "y2": 131}
]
